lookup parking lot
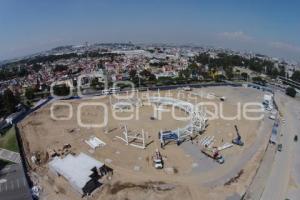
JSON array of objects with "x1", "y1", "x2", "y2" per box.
[{"x1": 0, "y1": 164, "x2": 31, "y2": 200}]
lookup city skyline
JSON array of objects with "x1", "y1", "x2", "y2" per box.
[{"x1": 1, "y1": 0, "x2": 300, "y2": 61}]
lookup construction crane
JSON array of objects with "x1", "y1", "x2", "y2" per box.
[
  {"x1": 201, "y1": 147, "x2": 224, "y2": 164},
  {"x1": 232, "y1": 125, "x2": 244, "y2": 146}
]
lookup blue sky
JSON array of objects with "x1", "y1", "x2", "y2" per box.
[{"x1": 0, "y1": 0, "x2": 300, "y2": 61}]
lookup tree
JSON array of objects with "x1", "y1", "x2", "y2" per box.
[
  {"x1": 224, "y1": 67, "x2": 234, "y2": 80},
  {"x1": 129, "y1": 69, "x2": 137, "y2": 80},
  {"x1": 179, "y1": 69, "x2": 191, "y2": 79},
  {"x1": 32, "y1": 64, "x2": 42, "y2": 72},
  {"x1": 149, "y1": 73, "x2": 156, "y2": 81},
  {"x1": 278, "y1": 65, "x2": 286, "y2": 77},
  {"x1": 270, "y1": 67, "x2": 279, "y2": 78},
  {"x1": 252, "y1": 76, "x2": 266, "y2": 86},
  {"x1": 291, "y1": 71, "x2": 300, "y2": 83},
  {"x1": 97, "y1": 61, "x2": 105, "y2": 69},
  {"x1": 90, "y1": 78, "x2": 104, "y2": 90},
  {"x1": 286, "y1": 87, "x2": 296, "y2": 98},
  {"x1": 53, "y1": 84, "x2": 70, "y2": 96},
  {"x1": 25, "y1": 87, "x2": 35, "y2": 100},
  {"x1": 18, "y1": 67, "x2": 28, "y2": 77},
  {"x1": 53, "y1": 65, "x2": 68, "y2": 73},
  {"x1": 139, "y1": 69, "x2": 152, "y2": 78},
  {"x1": 241, "y1": 72, "x2": 248, "y2": 80},
  {"x1": 2, "y1": 89, "x2": 19, "y2": 115},
  {"x1": 214, "y1": 74, "x2": 226, "y2": 82}
]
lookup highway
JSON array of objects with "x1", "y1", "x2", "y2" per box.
[{"x1": 261, "y1": 92, "x2": 300, "y2": 200}]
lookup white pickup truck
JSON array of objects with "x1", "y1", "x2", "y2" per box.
[{"x1": 153, "y1": 149, "x2": 163, "y2": 169}]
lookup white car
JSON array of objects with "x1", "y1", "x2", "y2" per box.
[
  {"x1": 102, "y1": 89, "x2": 110, "y2": 95},
  {"x1": 154, "y1": 159, "x2": 163, "y2": 169},
  {"x1": 269, "y1": 115, "x2": 276, "y2": 120},
  {"x1": 183, "y1": 86, "x2": 192, "y2": 91},
  {"x1": 266, "y1": 106, "x2": 273, "y2": 111}
]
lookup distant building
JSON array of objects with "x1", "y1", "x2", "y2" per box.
[
  {"x1": 155, "y1": 71, "x2": 177, "y2": 79},
  {"x1": 49, "y1": 153, "x2": 112, "y2": 196}
]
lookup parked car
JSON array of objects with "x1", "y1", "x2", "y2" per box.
[{"x1": 269, "y1": 115, "x2": 276, "y2": 120}]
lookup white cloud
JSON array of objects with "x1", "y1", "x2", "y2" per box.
[
  {"x1": 269, "y1": 41, "x2": 300, "y2": 53},
  {"x1": 218, "y1": 31, "x2": 253, "y2": 41}
]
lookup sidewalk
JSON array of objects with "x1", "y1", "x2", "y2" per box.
[{"x1": 0, "y1": 148, "x2": 21, "y2": 163}]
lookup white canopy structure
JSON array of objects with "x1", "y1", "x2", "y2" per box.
[
  {"x1": 85, "y1": 136, "x2": 106, "y2": 149},
  {"x1": 49, "y1": 153, "x2": 111, "y2": 196}
]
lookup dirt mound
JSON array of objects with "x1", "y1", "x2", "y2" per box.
[
  {"x1": 108, "y1": 181, "x2": 175, "y2": 194},
  {"x1": 98, "y1": 181, "x2": 191, "y2": 200}
]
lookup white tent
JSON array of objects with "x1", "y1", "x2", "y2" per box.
[{"x1": 49, "y1": 153, "x2": 105, "y2": 195}]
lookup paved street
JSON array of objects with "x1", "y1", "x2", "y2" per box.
[
  {"x1": 261, "y1": 92, "x2": 300, "y2": 200},
  {"x1": 0, "y1": 164, "x2": 32, "y2": 200},
  {"x1": 244, "y1": 140, "x2": 276, "y2": 200}
]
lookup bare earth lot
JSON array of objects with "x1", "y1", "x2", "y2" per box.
[{"x1": 19, "y1": 86, "x2": 272, "y2": 200}]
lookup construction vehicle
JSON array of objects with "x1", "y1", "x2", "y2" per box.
[
  {"x1": 201, "y1": 147, "x2": 224, "y2": 164},
  {"x1": 220, "y1": 96, "x2": 226, "y2": 101},
  {"x1": 153, "y1": 149, "x2": 163, "y2": 169},
  {"x1": 232, "y1": 125, "x2": 244, "y2": 146}
]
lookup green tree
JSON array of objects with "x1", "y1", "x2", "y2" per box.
[
  {"x1": 252, "y1": 76, "x2": 266, "y2": 86},
  {"x1": 32, "y1": 64, "x2": 42, "y2": 72},
  {"x1": 2, "y1": 89, "x2": 19, "y2": 115},
  {"x1": 270, "y1": 67, "x2": 279, "y2": 78},
  {"x1": 224, "y1": 67, "x2": 234, "y2": 80},
  {"x1": 139, "y1": 69, "x2": 152, "y2": 78},
  {"x1": 214, "y1": 74, "x2": 226, "y2": 82},
  {"x1": 241, "y1": 72, "x2": 248, "y2": 80},
  {"x1": 286, "y1": 87, "x2": 296, "y2": 98},
  {"x1": 90, "y1": 78, "x2": 104, "y2": 90},
  {"x1": 129, "y1": 69, "x2": 137, "y2": 80},
  {"x1": 278, "y1": 65, "x2": 286, "y2": 77},
  {"x1": 149, "y1": 73, "x2": 156, "y2": 81},
  {"x1": 53, "y1": 84, "x2": 70, "y2": 96},
  {"x1": 179, "y1": 69, "x2": 191, "y2": 79},
  {"x1": 25, "y1": 87, "x2": 35, "y2": 100},
  {"x1": 291, "y1": 71, "x2": 300, "y2": 82}
]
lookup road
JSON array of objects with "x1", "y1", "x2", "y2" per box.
[
  {"x1": 0, "y1": 164, "x2": 32, "y2": 200},
  {"x1": 261, "y1": 92, "x2": 300, "y2": 200}
]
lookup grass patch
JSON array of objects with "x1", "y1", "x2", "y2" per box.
[{"x1": 0, "y1": 126, "x2": 19, "y2": 152}]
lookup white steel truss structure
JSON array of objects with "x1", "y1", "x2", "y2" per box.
[
  {"x1": 116, "y1": 125, "x2": 146, "y2": 149},
  {"x1": 149, "y1": 96, "x2": 207, "y2": 140}
]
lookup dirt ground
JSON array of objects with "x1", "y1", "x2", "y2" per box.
[{"x1": 19, "y1": 86, "x2": 270, "y2": 200}]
